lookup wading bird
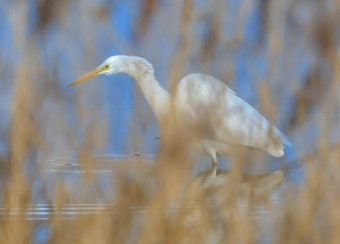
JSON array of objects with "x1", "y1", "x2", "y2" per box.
[{"x1": 67, "y1": 55, "x2": 290, "y2": 173}]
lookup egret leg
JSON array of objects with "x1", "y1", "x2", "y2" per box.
[
  {"x1": 203, "y1": 151, "x2": 217, "y2": 188},
  {"x1": 203, "y1": 150, "x2": 217, "y2": 188},
  {"x1": 206, "y1": 151, "x2": 217, "y2": 179},
  {"x1": 202, "y1": 151, "x2": 218, "y2": 188},
  {"x1": 210, "y1": 150, "x2": 218, "y2": 178}
]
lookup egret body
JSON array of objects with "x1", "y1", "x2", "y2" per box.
[{"x1": 67, "y1": 55, "x2": 290, "y2": 169}]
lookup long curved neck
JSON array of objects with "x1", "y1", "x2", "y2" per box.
[{"x1": 118, "y1": 56, "x2": 170, "y2": 121}]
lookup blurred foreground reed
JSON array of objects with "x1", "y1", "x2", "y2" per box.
[{"x1": 1, "y1": 0, "x2": 340, "y2": 243}]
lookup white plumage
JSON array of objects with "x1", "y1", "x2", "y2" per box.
[
  {"x1": 175, "y1": 74, "x2": 290, "y2": 159},
  {"x1": 67, "y1": 55, "x2": 290, "y2": 169}
]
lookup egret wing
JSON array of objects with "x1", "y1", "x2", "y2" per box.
[{"x1": 175, "y1": 73, "x2": 289, "y2": 157}]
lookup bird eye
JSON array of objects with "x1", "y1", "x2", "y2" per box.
[{"x1": 105, "y1": 64, "x2": 109, "y2": 68}]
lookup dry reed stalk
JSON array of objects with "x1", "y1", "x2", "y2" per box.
[{"x1": 0, "y1": 0, "x2": 340, "y2": 243}]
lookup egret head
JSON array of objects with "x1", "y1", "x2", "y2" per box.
[{"x1": 67, "y1": 55, "x2": 132, "y2": 88}]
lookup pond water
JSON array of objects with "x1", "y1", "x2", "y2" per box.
[{"x1": 1, "y1": 154, "x2": 304, "y2": 243}]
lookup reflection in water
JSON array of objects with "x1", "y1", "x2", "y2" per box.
[{"x1": 1, "y1": 155, "x2": 303, "y2": 222}]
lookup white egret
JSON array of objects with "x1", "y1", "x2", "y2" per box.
[{"x1": 67, "y1": 55, "x2": 290, "y2": 171}]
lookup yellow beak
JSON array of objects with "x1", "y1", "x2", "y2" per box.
[{"x1": 67, "y1": 67, "x2": 103, "y2": 88}]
